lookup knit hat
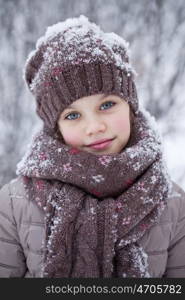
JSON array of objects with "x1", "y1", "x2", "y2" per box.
[{"x1": 24, "y1": 15, "x2": 138, "y2": 133}]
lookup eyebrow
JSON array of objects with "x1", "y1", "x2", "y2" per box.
[{"x1": 66, "y1": 104, "x2": 75, "y2": 109}]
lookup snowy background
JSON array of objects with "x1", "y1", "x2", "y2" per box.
[{"x1": 0, "y1": 0, "x2": 185, "y2": 190}]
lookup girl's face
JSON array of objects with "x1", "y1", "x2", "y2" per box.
[{"x1": 57, "y1": 94, "x2": 131, "y2": 155}]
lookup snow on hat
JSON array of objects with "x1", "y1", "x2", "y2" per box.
[{"x1": 24, "y1": 15, "x2": 138, "y2": 132}]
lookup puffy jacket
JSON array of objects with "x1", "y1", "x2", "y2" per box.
[{"x1": 0, "y1": 176, "x2": 185, "y2": 278}]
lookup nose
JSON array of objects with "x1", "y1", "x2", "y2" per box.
[{"x1": 85, "y1": 117, "x2": 106, "y2": 136}]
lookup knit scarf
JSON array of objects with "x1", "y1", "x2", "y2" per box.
[{"x1": 16, "y1": 110, "x2": 171, "y2": 278}]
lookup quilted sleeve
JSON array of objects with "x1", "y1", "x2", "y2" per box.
[
  {"x1": 164, "y1": 184, "x2": 185, "y2": 277},
  {"x1": 0, "y1": 182, "x2": 27, "y2": 277}
]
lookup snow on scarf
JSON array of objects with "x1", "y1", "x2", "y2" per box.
[{"x1": 16, "y1": 109, "x2": 171, "y2": 278}]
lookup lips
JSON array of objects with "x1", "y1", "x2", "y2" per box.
[
  {"x1": 87, "y1": 138, "x2": 114, "y2": 146},
  {"x1": 86, "y1": 138, "x2": 115, "y2": 150}
]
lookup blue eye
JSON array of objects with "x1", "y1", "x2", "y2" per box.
[
  {"x1": 100, "y1": 101, "x2": 116, "y2": 110},
  {"x1": 64, "y1": 101, "x2": 116, "y2": 120},
  {"x1": 65, "y1": 112, "x2": 80, "y2": 120}
]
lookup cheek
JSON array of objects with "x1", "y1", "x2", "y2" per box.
[
  {"x1": 112, "y1": 116, "x2": 130, "y2": 136},
  {"x1": 61, "y1": 127, "x2": 82, "y2": 146}
]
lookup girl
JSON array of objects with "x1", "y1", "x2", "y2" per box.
[{"x1": 0, "y1": 15, "x2": 185, "y2": 278}]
